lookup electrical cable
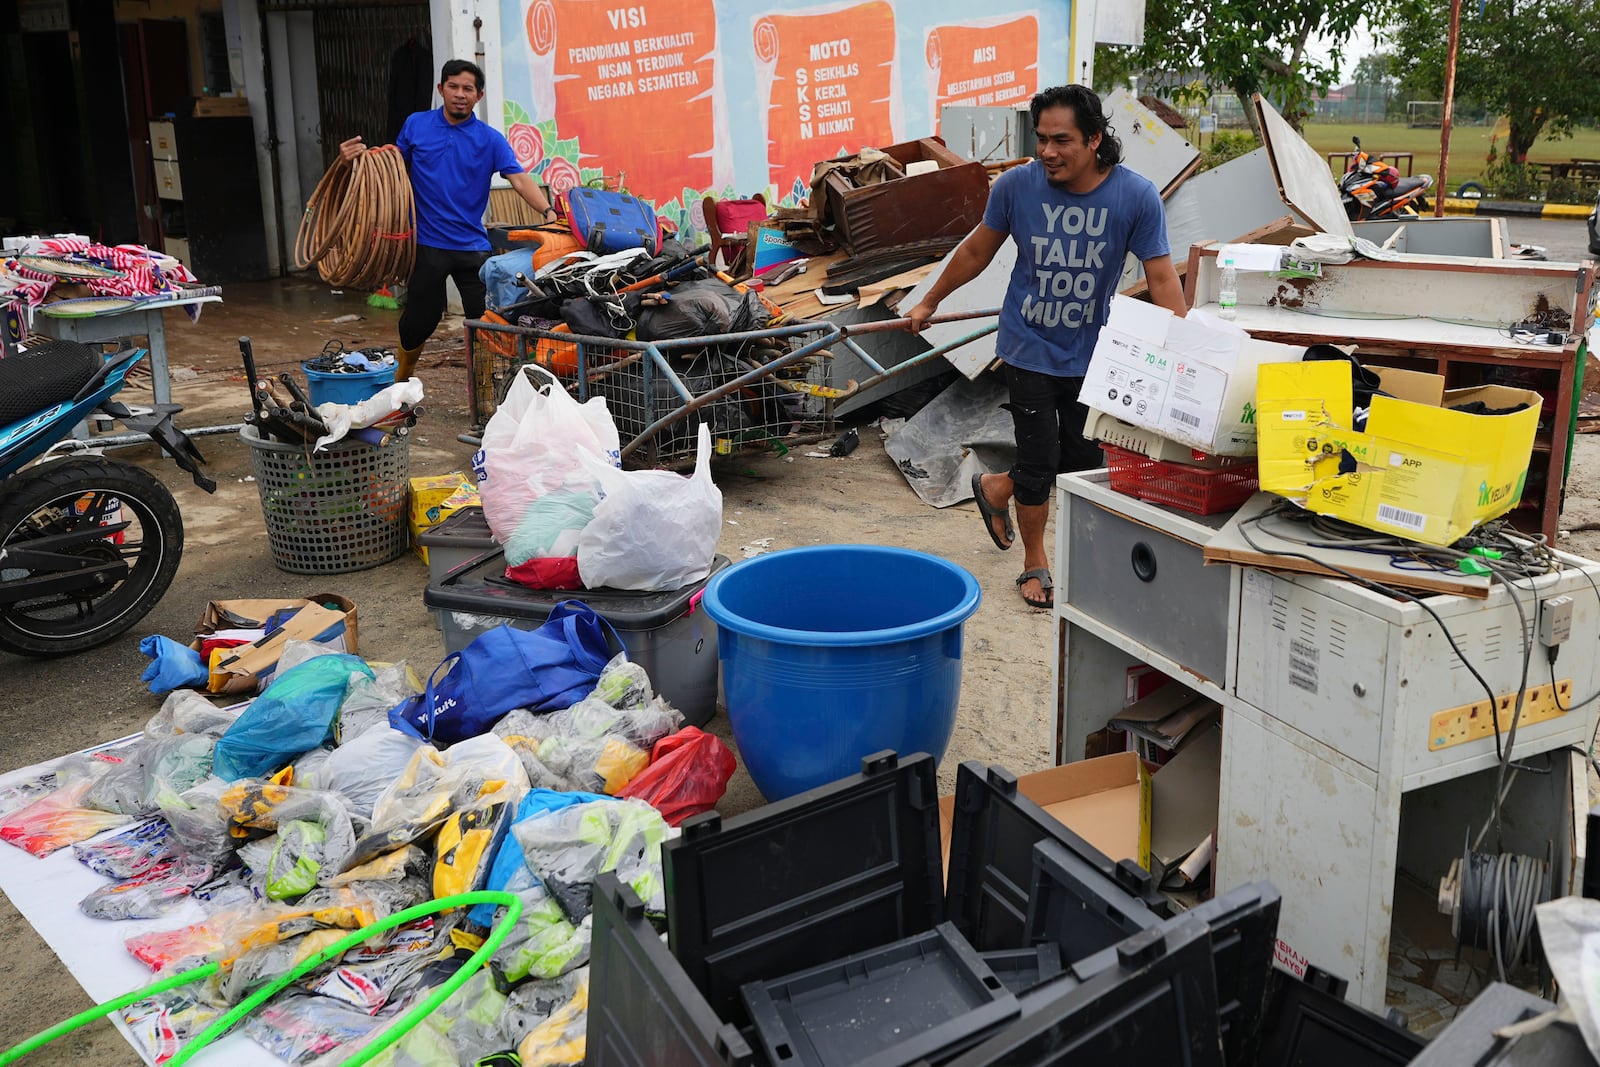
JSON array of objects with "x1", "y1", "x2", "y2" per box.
[
  {"x1": 0, "y1": 889, "x2": 523, "y2": 1067},
  {"x1": 295, "y1": 145, "x2": 417, "y2": 291}
]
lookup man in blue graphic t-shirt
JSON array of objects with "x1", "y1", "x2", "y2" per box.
[
  {"x1": 910, "y1": 85, "x2": 1187, "y2": 610},
  {"x1": 339, "y1": 59, "x2": 556, "y2": 382}
]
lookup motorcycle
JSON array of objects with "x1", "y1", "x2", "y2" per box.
[
  {"x1": 1339, "y1": 137, "x2": 1435, "y2": 221},
  {"x1": 0, "y1": 338, "x2": 215, "y2": 656}
]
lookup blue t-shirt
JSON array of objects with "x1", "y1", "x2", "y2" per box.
[
  {"x1": 982, "y1": 162, "x2": 1170, "y2": 377},
  {"x1": 397, "y1": 109, "x2": 523, "y2": 252}
]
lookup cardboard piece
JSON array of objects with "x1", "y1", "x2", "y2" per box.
[
  {"x1": 937, "y1": 752, "x2": 1152, "y2": 881},
  {"x1": 190, "y1": 595, "x2": 358, "y2": 694},
  {"x1": 1150, "y1": 723, "x2": 1223, "y2": 881},
  {"x1": 1109, "y1": 686, "x2": 1219, "y2": 752},
  {"x1": 1080, "y1": 294, "x2": 1302, "y2": 456},
  {"x1": 408, "y1": 473, "x2": 479, "y2": 563},
  {"x1": 1256, "y1": 359, "x2": 1543, "y2": 547}
]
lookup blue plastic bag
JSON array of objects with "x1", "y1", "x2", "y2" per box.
[
  {"x1": 213, "y1": 655, "x2": 374, "y2": 782},
  {"x1": 389, "y1": 602, "x2": 619, "y2": 745}
]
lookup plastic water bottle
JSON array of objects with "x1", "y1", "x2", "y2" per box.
[{"x1": 1217, "y1": 256, "x2": 1238, "y2": 320}]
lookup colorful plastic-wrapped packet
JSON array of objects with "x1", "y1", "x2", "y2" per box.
[
  {"x1": 125, "y1": 922, "x2": 225, "y2": 973},
  {"x1": 121, "y1": 988, "x2": 223, "y2": 1065},
  {"x1": 0, "y1": 779, "x2": 131, "y2": 857},
  {"x1": 73, "y1": 815, "x2": 175, "y2": 879},
  {"x1": 80, "y1": 857, "x2": 215, "y2": 920},
  {"x1": 517, "y1": 969, "x2": 589, "y2": 1067}
]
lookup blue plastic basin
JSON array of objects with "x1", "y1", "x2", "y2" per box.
[
  {"x1": 302, "y1": 363, "x2": 396, "y2": 407},
  {"x1": 703, "y1": 544, "x2": 981, "y2": 801}
]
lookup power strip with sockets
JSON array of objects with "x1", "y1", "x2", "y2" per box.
[{"x1": 1427, "y1": 680, "x2": 1574, "y2": 751}]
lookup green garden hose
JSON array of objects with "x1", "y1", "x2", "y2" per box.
[{"x1": 0, "y1": 890, "x2": 523, "y2": 1066}]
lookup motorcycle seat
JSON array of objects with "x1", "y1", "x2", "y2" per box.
[
  {"x1": 1381, "y1": 176, "x2": 1430, "y2": 199},
  {"x1": 0, "y1": 338, "x2": 103, "y2": 428}
]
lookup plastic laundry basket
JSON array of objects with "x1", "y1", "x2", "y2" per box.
[{"x1": 241, "y1": 424, "x2": 411, "y2": 574}]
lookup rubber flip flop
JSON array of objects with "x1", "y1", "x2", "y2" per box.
[
  {"x1": 971, "y1": 472, "x2": 1013, "y2": 551},
  {"x1": 1016, "y1": 568, "x2": 1054, "y2": 610}
]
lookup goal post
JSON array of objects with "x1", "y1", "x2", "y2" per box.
[{"x1": 1407, "y1": 100, "x2": 1443, "y2": 128}]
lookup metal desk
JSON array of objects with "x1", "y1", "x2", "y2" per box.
[{"x1": 31, "y1": 295, "x2": 222, "y2": 408}]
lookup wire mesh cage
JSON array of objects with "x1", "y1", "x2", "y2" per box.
[
  {"x1": 467, "y1": 319, "x2": 837, "y2": 467},
  {"x1": 241, "y1": 424, "x2": 411, "y2": 574}
]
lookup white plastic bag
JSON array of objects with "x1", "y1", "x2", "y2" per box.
[
  {"x1": 313, "y1": 378, "x2": 426, "y2": 450},
  {"x1": 575, "y1": 424, "x2": 722, "y2": 591},
  {"x1": 474, "y1": 365, "x2": 621, "y2": 544}
]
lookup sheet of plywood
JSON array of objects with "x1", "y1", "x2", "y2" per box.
[
  {"x1": 1254, "y1": 93, "x2": 1355, "y2": 238},
  {"x1": 1105, "y1": 88, "x2": 1200, "y2": 197},
  {"x1": 1203, "y1": 492, "x2": 1492, "y2": 598}
]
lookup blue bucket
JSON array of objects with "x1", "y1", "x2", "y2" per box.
[
  {"x1": 302, "y1": 363, "x2": 396, "y2": 407},
  {"x1": 703, "y1": 544, "x2": 981, "y2": 801}
]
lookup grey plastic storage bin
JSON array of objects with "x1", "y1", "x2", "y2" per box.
[
  {"x1": 417, "y1": 506, "x2": 497, "y2": 588},
  {"x1": 424, "y1": 551, "x2": 730, "y2": 727}
]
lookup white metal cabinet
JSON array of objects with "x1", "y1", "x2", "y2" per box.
[{"x1": 1054, "y1": 470, "x2": 1599, "y2": 1013}]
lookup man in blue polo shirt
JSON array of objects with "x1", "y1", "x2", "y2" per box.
[
  {"x1": 339, "y1": 59, "x2": 556, "y2": 381},
  {"x1": 909, "y1": 85, "x2": 1188, "y2": 611}
]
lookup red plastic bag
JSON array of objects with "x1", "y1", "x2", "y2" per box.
[
  {"x1": 618, "y1": 727, "x2": 736, "y2": 825},
  {"x1": 504, "y1": 556, "x2": 584, "y2": 591}
]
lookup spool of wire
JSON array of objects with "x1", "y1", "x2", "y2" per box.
[{"x1": 1447, "y1": 839, "x2": 1551, "y2": 982}]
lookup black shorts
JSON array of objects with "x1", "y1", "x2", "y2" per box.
[{"x1": 1002, "y1": 363, "x2": 1102, "y2": 507}]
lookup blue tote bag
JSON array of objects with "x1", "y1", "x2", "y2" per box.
[{"x1": 390, "y1": 601, "x2": 620, "y2": 744}]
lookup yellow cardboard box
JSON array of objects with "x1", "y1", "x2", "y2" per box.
[
  {"x1": 408, "y1": 473, "x2": 479, "y2": 562},
  {"x1": 1257, "y1": 360, "x2": 1542, "y2": 546}
]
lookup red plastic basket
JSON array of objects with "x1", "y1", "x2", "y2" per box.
[{"x1": 1101, "y1": 445, "x2": 1259, "y2": 515}]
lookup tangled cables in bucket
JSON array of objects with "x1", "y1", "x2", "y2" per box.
[{"x1": 295, "y1": 145, "x2": 416, "y2": 291}]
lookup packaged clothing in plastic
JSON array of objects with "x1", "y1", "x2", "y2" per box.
[
  {"x1": 213, "y1": 885, "x2": 395, "y2": 963},
  {"x1": 218, "y1": 926, "x2": 350, "y2": 1005},
  {"x1": 575, "y1": 423, "x2": 721, "y2": 591},
  {"x1": 122, "y1": 988, "x2": 223, "y2": 1066},
  {"x1": 212, "y1": 654, "x2": 375, "y2": 781},
  {"x1": 126, "y1": 922, "x2": 225, "y2": 973},
  {"x1": 360, "y1": 968, "x2": 510, "y2": 1067},
  {"x1": 497, "y1": 967, "x2": 588, "y2": 1048},
  {"x1": 445, "y1": 733, "x2": 532, "y2": 802},
  {"x1": 337, "y1": 662, "x2": 423, "y2": 743},
  {"x1": 433, "y1": 795, "x2": 516, "y2": 903},
  {"x1": 618, "y1": 726, "x2": 738, "y2": 825},
  {"x1": 327, "y1": 844, "x2": 427, "y2": 888},
  {"x1": 474, "y1": 363, "x2": 621, "y2": 546},
  {"x1": 345, "y1": 747, "x2": 462, "y2": 870},
  {"x1": 517, "y1": 969, "x2": 588, "y2": 1067},
  {"x1": 245, "y1": 990, "x2": 393, "y2": 1065},
  {"x1": 74, "y1": 816, "x2": 175, "y2": 880},
  {"x1": 143, "y1": 689, "x2": 245, "y2": 741},
  {"x1": 589, "y1": 654, "x2": 652, "y2": 710},
  {"x1": 0, "y1": 780, "x2": 131, "y2": 857},
  {"x1": 466, "y1": 789, "x2": 604, "y2": 929},
  {"x1": 191, "y1": 868, "x2": 262, "y2": 914},
  {"x1": 152, "y1": 776, "x2": 235, "y2": 866},
  {"x1": 221, "y1": 782, "x2": 357, "y2": 897},
  {"x1": 494, "y1": 691, "x2": 680, "y2": 795},
  {"x1": 80, "y1": 857, "x2": 215, "y2": 920},
  {"x1": 307, "y1": 913, "x2": 457, "y2": 1015},
  {"x1": 493, "y1": 879, "x2": 590, "y2": 983},
  {"x1": 512, "y1": 798, "x2": 668, "y2": 921},
  {"x1": 309, "y1": 726, "x2": 423, "y2": 820}
]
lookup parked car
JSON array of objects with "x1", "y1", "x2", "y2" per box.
[{"x1": 1589, "y1": 189, "x2": 1600, "y2": 256}]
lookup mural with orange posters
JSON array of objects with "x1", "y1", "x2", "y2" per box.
[
  {"x1": 926, "y1": 15, "x2": 1040, "y2": 133},
  {"x1": 751, "y1": 1, "x2": 898, "y2": 196},
  {"x1": 520, "y1": 0, "x2": 718, "y2": 204}
]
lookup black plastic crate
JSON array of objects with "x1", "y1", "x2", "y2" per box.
[
  {"x1": 1256, "y1": 965, "x2": 1428, "y2": 1066},
  {"x1": 1183, "y1": 882, "x2": 1282, "y2": 1067},
  {"x1": 979, "y1": 945, "x2": 1064, "y2": 996},
  {"x1": 588, "y1": 872, "x2": 756, "y2": 1067},
  {"x1": 1023, "y1": 838, "x2": 1164, "y2": 963},
  {"x1": 945, "y1": 763, "x2": 1168, "y2": 953},
  {"x1": 741, "y1": 922, "x2": 1020, "y2": 1067},
  {"x1": 666, "y1": 751, "x2": 946, "y2": 1025},
  {"x1": 934, "y1": 915, "x2": 1226, "y2": 1066}
]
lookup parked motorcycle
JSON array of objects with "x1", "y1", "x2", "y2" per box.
[
  {"x1": 1339, "y1": 137, "x2": 1435, "y2": 221},
  {"x1": 0, "y1": 339, "x2": 215, "y2": 656}
]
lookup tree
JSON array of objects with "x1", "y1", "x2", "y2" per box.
[
  {"x1": 1387, "y1": 0, "x2": 1600, "y2": 161},
  {"x1": 1094, "y1": 0, "x2": 1371, "y2": 132}
]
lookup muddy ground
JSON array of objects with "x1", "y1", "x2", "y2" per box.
[{"x1": 3, "y1": 218, "x2": 1598, "y2": 1061}]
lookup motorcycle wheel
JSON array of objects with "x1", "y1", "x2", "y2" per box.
[
  {"x1": 0, "y1": 457, "x2": 183, "y2": 656},
  {"x1": 1416, "y1": 195, "x2": 1432, "y2": 212}
]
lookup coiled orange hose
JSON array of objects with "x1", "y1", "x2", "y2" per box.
[{"x1": 294, "y1": 145, "x2": 416, "y2": 290}]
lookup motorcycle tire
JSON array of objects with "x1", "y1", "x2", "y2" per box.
[
  {"x1": 1416, "y1": 195, "x2": 1432, "y2": 212},
  {"x1": 0, "y1": 457, "x2": 183, "y2": 657}
]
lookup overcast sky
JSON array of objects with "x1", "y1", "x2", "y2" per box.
[{"x1": 1310, "y1": 24, "x2": 1384, "y2": 82}]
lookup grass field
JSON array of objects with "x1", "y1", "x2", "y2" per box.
[{"x1": 1262, "y1": 121, "x2": 1600, "y2": 195}]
